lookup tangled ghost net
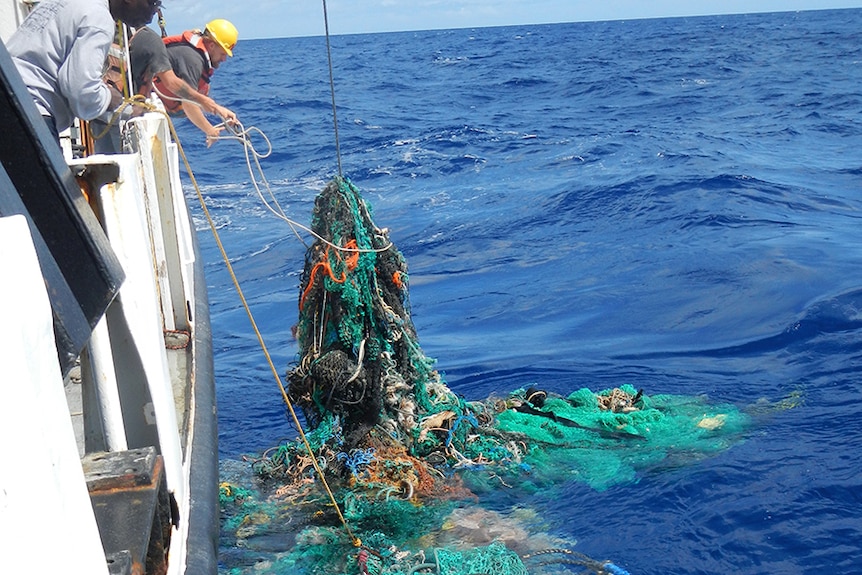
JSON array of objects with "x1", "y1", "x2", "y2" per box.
[{"x1": 275, "y1": 177, "x2": 748, "y2": 492}]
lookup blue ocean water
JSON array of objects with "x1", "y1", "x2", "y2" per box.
[{"x1": 176, "y1": 8, "x2": 862, "y2": 574}]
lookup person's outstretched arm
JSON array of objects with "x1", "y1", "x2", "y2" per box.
[
  {"x1": 155, "y1": 69, "x2": 237, "y2": 123},
  {"x1": 182, "y1": 99, "x2": 223, "y2": 147}
]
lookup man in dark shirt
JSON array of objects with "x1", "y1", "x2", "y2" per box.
[
  {"x1": 129, "y1": 26, "x2": 236, "y2": 128},
  {"x1": 156, "y1": 19, "x2": 238, "y2": 147}
]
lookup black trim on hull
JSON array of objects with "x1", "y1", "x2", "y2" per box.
[{"x1": 184, "y1": 220, "x2": 219, "y2": 575}]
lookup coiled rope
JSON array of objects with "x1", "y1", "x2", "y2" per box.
[
  {"x1": 214, "y1": 119, "x2": 393, "y2": 255},
  {"x1": 103, "y1": 92, "x2": 387, "y2": 258}
]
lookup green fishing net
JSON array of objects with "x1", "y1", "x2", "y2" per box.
[{"x1": 220, "y1": 177, "x2": 758, "y2": 575}]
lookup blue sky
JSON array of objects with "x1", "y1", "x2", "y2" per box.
[{"x1": 162, "y1": 0, "x2": 862, "y2": 40}]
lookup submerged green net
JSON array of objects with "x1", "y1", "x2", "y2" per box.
[{"x1": 222, "y1": 176, "x2": 758, "y2": 574}]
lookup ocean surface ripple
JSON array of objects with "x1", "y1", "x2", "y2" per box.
[{"x1": 178, "y1": 9, "x2": 862, "y2": 574}]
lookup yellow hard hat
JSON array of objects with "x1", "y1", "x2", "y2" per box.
[{"x1": 204, "y1": 19, "x2": 238, "y2": 56}]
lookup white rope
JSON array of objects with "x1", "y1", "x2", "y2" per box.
[
  {"x1": 344, "y1": 338, "x2": 366, "y2": 384},
  {"x1": 216, "y1": 120, "x2": 392, "y2": 255},
  {"x1": 155, "y1": 80, "x2": 390, "y2": 255}
]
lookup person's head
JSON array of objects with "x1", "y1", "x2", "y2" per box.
[
  {"x1": 108, "y1": 0, "x2": 160, "y2": 28},
  {"x1": 202, "y1": 19, "x2": 238, "y2": 68}
]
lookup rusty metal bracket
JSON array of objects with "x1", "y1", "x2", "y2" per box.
[{"x1": 82, "y1": 447, "x2": 173, "y2": 575}]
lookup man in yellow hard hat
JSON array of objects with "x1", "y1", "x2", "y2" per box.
[
  {"x1": 129, "y1": 26, "x2": 237, "y2": 122},
  {"x1": 155, "y1": 19, "x2": 238, "y2": 146}
]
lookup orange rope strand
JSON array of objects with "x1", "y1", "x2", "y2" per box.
[
  {"x1": 299, "y1": 239, "x2": 359, "y2": 309},
  {"x1": 343, "y1": 239, "x2": 359, "y2": 270}
]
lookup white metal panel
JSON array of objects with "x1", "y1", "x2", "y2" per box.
[
  {"x1": 0, "y1": 214, "x2": 110, "y2": 575},
  {"x1": 163, "y1": 122, "x2": 197, "y2": 329},
  {"x1": 86, "y1": 153, "x2": 185, "y2": 504},
  {"x1": 137, "y1": 116, "x2": 178, "y2": 331}
]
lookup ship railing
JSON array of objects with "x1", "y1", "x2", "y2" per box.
[{"x1": 68, "y1": 110, "x2": 205, "y2": 575}]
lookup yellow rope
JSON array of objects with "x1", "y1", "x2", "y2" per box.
[
  {"x1": 90, "y1": 95, "x2": 149, "y2": 140},
  {"x1": 120, "y1": 101, "x2": 362, "y2": 548}
]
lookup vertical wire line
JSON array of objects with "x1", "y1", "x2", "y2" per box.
[{"x1": 322, "y1": 0, "x2": 343, "y2": 177}]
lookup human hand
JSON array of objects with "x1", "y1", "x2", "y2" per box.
[
  {"x1": 215, "y1": 105, "x2": 238, "y2": 125},
  {"x1": 205, "y1": 125, "x2": 225, "y2": 148},
  {"x1": 106, "y1": 80, "x2": 125, "y2": 109}
]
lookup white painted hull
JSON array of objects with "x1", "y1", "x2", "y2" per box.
[{"x1": 0, "y1": 73, "x2": 218, "y2": 575}]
